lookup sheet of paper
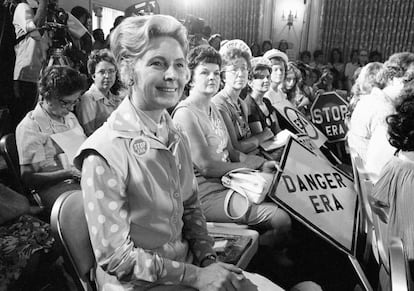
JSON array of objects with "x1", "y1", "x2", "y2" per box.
[
  {"x1": 50, "y1": 127, "x2": 86, "y2": 165},
  {"x1": 260, "y1": 129, "x2": 297, "y2": 151}
]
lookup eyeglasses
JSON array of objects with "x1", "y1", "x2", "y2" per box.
[
  {"x1": 96, "y1": 69, "x2": 117, "y2": 76},
  {"x1": 224, "y1": 66, "x2": 248, "y2": 74},
  {"x1": 59, "y1": 98, "x2": 80, "y2": 108},
  {"x1": 252, "y1": 73, "x2": 270, "y2": 80}
]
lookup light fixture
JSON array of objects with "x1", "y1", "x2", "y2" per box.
[{"x1": 282, "y1": 10, "x2": 298, "y2": 30}]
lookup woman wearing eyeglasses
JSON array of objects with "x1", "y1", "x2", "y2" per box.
[
  {"x1": 16, "y1": 65, "x2": 87, "y2": 211},
  {"x1": 212, "y1": 41, "x2": 274, "y2": 154},
  {"x1": 76, "y1": 49, "x2": 123, "y2": 136}
]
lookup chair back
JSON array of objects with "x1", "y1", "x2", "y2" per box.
[
  {"x1": 0, "y1": 108, "x2": 11, "y2": 138},
  {"x1": 389, "y1": 237, "x2": 412, "y2": 291},
  {"x1": 352, "y1": 153, "x2": 389, "y2": 271},
  {"x1": 0, "y1": 133, "x2": 25, "y2": 193},
  {"x1": 50, "y1": 190, "x2": 96, "y2": 291}
]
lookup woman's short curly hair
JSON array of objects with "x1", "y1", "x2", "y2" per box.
[
  {"x1": 376, "y1": 52, "x2": 414, "y2": 85},
  {"x1": 38, "y1": 66, "x2": 87, "y2": 102},
  {"x1": 187, "y1": 45, "x2": 221, "y2": 82},
  {"x1": 352, "y1": 62, "x2": 384, "y2": 96},
  {"x1": 87, "y1": 49, "x2": 117, "y2": 75},
  {"x1": 387, "y1": 81, "x2": 414, "y2": 151},
  {"x1": 220, "y1": 47, "x2": 251, "y2": 69}
]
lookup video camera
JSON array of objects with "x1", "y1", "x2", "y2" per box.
[{"x1": 45, "y1": 2, "x2": 70, "y2": 50}]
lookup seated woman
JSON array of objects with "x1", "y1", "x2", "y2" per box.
[
  {"x1": 346, "y1": 62, "x2": 384, "y2": 158},
  {"x1": 371, "y1": 83, "x2": 414, "y2": 281},
  {"x1": 74, "y1": 15, "x2": 283, "y2": 290},
  {"x1": 76, "y1": 49, "x2": 123, "y2": 136},
  {"x1": 282, "y1": 62, "x2": 310, "y2": 115},
  {"x1": 245, "y1": 57, "x2": 281, "y2": 135},
  {"x1": 16, "y1": 66, "x2": 87, "y2": 211},
  {"x1": 212, "y1": 43, "x2": 274, "y2": 154},
  {"x1": 244, "y1": 57, "x2": 285, "y2": 160},
  {"x1": 173, "y1": 45, "x2": 291, "y2": 248}
]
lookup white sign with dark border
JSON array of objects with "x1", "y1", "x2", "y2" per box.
[
  {"x1": 273, "y1": 99, "x2": 328, "y2": 148},
  {"x1": 269, "y1": 137, "x2": 358, "y2": 255}
]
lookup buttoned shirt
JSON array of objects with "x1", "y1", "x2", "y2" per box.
[
  {"x1": 16, "y1": 103, "x2": 84, "y2": 170},
  {"x1": 74, "y1": 97, "x2": 215, "y2": 290},
  {"x1": 76, "y1": 84, "x2": 123, "y2": 136}
]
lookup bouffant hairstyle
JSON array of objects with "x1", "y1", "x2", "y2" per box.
[
  {"x1": 187, "y1": 45, "x2": 221, "y2": 82},
  {"x1": 110, "y1": 15, "x2": 189, "y2": 86},
  {"x1": 351, "y1": 62, "x2": 384, "y2": 96},
  {"x1": 87, "y1": 49, "x2": 117, "y2": 75},
  {"x1": 376, "y1": 52, "x2": 414, "y2": 86},
  {"x1": 387, "y1": 81, "x2": 414, "y2": 151},
  {"x1": 38, "y1": 66, "x2": 87, "y2": 101},
  {"x1": 220, "y1": 47, "x2": 251, "y2": 69}
]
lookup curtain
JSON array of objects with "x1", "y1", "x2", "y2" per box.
[
  {"x1": 320, "y1": 0, "x2": 414, "y2": 61},
  {"x1": 168, "y1": 0, "x2": 260, "y2": 45}
]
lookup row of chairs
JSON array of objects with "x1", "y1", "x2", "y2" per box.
[{"x1": 351, "y1": 153, "x2": 412, "y2": 291}]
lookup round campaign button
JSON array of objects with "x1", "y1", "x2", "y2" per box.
[
  {"x1": 130, "y1": 137, "x2": 150, "y2": 157},
  {"x1": 266, "y1": 117, "x2": 272, "y2": 126}
]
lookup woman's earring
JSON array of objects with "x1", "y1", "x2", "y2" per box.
[{"x1": 128, "y1": 79, "x2": 134, "y2": 86}]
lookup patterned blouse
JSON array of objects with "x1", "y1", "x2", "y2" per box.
[{"x1": 74, "y1": 97, "x2": 215, "y2": 290}]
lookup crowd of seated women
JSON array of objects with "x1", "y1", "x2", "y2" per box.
[{"x1": 3, "y1": 9, "x2": 414, "y2": 290}]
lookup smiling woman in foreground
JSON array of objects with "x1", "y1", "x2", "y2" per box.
[{"x1": 73, "y1": 14, "x2": 285, "y2": 290}]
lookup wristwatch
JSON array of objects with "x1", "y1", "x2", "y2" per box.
[{"x1": 200, "y1": 254, "x2": 217, "y2": 267}]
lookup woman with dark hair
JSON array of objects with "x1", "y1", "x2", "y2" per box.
[
  {"x1": 261, "y1": 40, "x2": 272, "y2": 55},
  {"x1": 208, "y1": 33, "x2": 222, "y2": 51},
  {"x1": 16, "y1": 65, "x2": 87, "y2": 211},
  {"x1": 246, "y1": 57, "x2": 281, "y2": 136},
  {"x1": 344, "y1": 49, "x2": 360, "y2": 92},
  {"x1": 328, "y1": 48, "x2": 345, "y2": 89},
  {"x1": 70, "y1": 6, "x2": 93, "y2": 59},
  {"x1": 282, "y1": 62, "x2": 310, "y2": 113},
  {"x1": 76, "y1": 49, "x2": 123, "y2": 136},
  {"x1": 250, "y1": 42, "x2": 261, "y2": 57},
  {"x1": 371, "y1": 82, "x2": 414, "y2": 289},
  {"x1": 173, "y1": 45, "x2": 291, "y2": 278},
  {"x1": 299, "y1": 51, "x2": 311, "y2": 65}
]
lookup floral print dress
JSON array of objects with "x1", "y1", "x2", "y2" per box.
[{"x1": 0, "y1": 215, "x2": 54, "y2": 290}]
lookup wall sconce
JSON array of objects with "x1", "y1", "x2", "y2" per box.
[{"x1": 282, "y1": 10, "x2": 297, "y2": 29}]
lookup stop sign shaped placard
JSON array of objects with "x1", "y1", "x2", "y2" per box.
[{"x1": 310, "y1": 92, "x2": 349, "y2": 142}]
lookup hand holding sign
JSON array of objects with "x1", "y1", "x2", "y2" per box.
[{"x1": 261, "y1": 160, "x2": 282, "y2": 173}]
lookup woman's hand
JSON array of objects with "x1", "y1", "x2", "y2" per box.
[
  {"x1": 70, "y1": 166, "x2": 82, "y2": 179},
  {"x1": 260, "y1": 160, "x2": 281, "y2": 173},
  {"x1": 194, "y1": 262, "x2": 245, "y2": 291},
  {"x1": 243, "y1": 154, "x2": 266, "y2": 170},
  {"x1": 261, "y1": 127, "x2": 274, "y2": 141}
]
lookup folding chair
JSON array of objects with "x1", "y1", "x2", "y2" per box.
[
  {"x1": 0, "y1": 133, "x2": 43, "y2": 206},
  {"x1": 389, "y1": 237, "x2": 412, "y2": 291},
  {"x1": 0, "y1": 133, "x2": 25, "y2": 193},
  {"x1": 50, "y1": 190, "x2": 96, "y2": 291},
  {"x1": 352, "y1": 154, "x2": 388, "y2": 268}
]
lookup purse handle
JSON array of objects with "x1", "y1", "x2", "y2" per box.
[{"x1": 223, "y1": 189, "x2": 250, "y2": 220}]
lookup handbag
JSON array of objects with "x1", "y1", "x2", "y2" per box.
[{"x1": 221, "y1": 168, "x2": 275, "y2": 206}]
